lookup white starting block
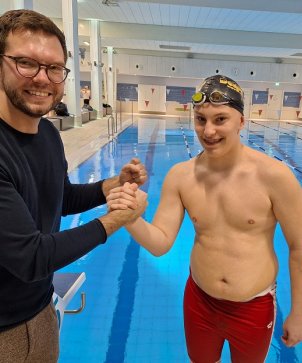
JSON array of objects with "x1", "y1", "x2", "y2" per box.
[{"x1": 52, "y1": 272, "x2": 86, "y2": 333}]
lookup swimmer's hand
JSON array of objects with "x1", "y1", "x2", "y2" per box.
[
  {"x1": 282, "y1": 313, "x2": 302, "y2": 347},
  {"x1": 119, "y1": 158, "x2": 147, "y2": 186},
  {"x1": 107, "y1": 182, "x2": 148, "y2": 212}
]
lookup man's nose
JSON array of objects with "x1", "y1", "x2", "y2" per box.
[{"x1": 32, "y1": 66, "x2": 50, "y2": 83}]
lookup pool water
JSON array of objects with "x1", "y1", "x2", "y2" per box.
[{"x1": 58, "y1": 118, "x2": 302, "y2": 363}]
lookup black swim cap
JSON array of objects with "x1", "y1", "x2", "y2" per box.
[{"x1": 195, "y1": 75, "x2": 244, "y2": 115}]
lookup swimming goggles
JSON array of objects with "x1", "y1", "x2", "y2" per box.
[{"x1": 192, "y1": 90, "x2": 234, "y2": 107}]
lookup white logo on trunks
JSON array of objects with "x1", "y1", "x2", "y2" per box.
[{"x1": 267, "y1": 321, "x2": 273, "y2": 329}]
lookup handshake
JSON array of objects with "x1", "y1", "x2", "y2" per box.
[
  {"x1": 107, "y1": 181, "x2": 148, "y2": 225},
  {"x1": 100, "y1": 158, "x2": 148, "y2": 232}
]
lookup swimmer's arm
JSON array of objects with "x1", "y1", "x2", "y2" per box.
[
  {"x1": 271, "y1": 166, "x2": 302, "y2": 346},
  {"x1": 127, "y1": 167, "x2": 185, "y2": 256}
]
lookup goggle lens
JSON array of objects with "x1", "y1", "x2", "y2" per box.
[
  {"x1": 192, "y1": 92, "x2": 206, "y2": 104},
  {"x1": 209, "y1": 91, "x2": 229, "y2": 104},
  {"x1": 192, "y1": 90, "x2": 231, "y2": 107}
]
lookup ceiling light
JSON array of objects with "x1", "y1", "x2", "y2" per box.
[
  {"x1": 159, "y1": 45, "x2": 191, "y2": 51},
  {"x1": 102, "y1": 0, "x2": 120, "y2": 6}
]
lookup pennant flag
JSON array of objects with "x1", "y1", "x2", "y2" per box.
[
  {"x1": 255, "y1": 94, "x2": 259, "y2": 100},
  {"x1": 296, "y1": 110, "x2": 300, "y2": 117},
  {"x1": 151, "y1": 88, "x2": 155, "y2": 94},
  {"x1": 183, "y1": 104, "x2": 188, "y2": 111},
  {"x1": 258, "y1": 109, "x2": 262, "y2": 116},
  {"x1": 270, "y1": 95, "x2": 273, "y2": 100},
  {"x1": 166, "y1": 89, "x2": 171, "y2": 95},
  {"x1": 284, "y1": 95, "x2": 288, "y2": 101},
  {"x1": 145, "y1": 100, "x2": 149, "y2": 107}
]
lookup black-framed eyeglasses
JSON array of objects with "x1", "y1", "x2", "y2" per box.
[
  {"x1": 0, "y1": 54, "x2": 70, "y2": 84},
  {"x1": 192, "y1": 90, "x2": 234, "y2": 107}
]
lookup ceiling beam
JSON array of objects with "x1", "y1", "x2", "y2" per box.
[
  {"x1": 120, "y1": 0, "x2": 302, "y2": 13},
  {"x1": 101, "y1": 22, "x2": 302, "y2": 50}
]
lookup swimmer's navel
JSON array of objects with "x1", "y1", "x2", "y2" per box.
[{"x1": 248, "y1": 219, "x2": 255, "y2": 225}]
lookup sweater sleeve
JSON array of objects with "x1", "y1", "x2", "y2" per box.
[
  {"x1": 62, "y1": 173, "x2": 107, "y2": 216},
  {"x1": 0, "y1": 172, "x2": 107, "y2": 283}
]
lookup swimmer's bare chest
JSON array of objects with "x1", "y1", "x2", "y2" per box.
[
  {"x1": 182, "y1": 174, "x2": 274, "y2": 231},
  {"x1": 179, "y1": 171, "x2": 278, "y2": 300}
]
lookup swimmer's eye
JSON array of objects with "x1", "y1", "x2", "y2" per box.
[{"x1": 195, "y1": 116, "x2": 206, "y2": 124}]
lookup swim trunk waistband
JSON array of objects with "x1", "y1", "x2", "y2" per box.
[
  {"x1": 190, "y1": 271, "x2": 276, "y2": 302},
  {"x1": 249, "y1": 282, "x2": 276, "y2": 300}
]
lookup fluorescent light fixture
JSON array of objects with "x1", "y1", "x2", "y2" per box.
[
  {"x1": 159, "y1": 45, "x2": 191, "y2": 51},
  {"x1": 83, "y1": 41, "x2": 90, "y2": 46}
]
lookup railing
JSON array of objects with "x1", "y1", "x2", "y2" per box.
[
  {"x1": 53, "y1": 272, "x2": 86, "y2": 333},
  {"x1": 65, "y1": 292, "x2": 86, "y2": 314},
  {"x1": 107, "y1": 115, "x2": 116, "y2": 137}
]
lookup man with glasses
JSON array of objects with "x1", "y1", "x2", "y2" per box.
[
  {"x1": 108, "y1": 75, "x2": 302, "y2": 362},
  {"x1": 0, "y1": 9, "x2": 147, "y2": 362}
]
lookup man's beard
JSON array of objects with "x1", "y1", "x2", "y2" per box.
[{"x1": 3, "y1": 81, "x2": 62, "y2": 118}]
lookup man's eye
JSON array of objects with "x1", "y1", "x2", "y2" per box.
[
  {"x1": 18, "y1": 59, "x2": 36, "y2": 67},
  {"x1": 49, "y1": 65, "x2": 63, "y2": 73}
]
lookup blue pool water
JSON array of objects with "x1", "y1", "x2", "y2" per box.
[{"x1": 58, "y1": 118, "x2": 302, "y2": 363}]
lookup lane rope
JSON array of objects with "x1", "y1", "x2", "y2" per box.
[{"x1": 180, "y1": 126, "x2": 193, "y2": 159}]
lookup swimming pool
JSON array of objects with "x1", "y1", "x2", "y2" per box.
[{"x1": 58, "y1": 117, "x2": 302, "y2": 363}]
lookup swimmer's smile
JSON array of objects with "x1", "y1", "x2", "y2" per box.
[{"x1": 203, "y1": 138, "x2": 223, "y2": 146}]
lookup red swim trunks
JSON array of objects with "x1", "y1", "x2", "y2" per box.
[{"x1": 183, "y1": 274, "x2": 276, "y2": 363}]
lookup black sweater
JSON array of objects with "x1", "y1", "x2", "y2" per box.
[{"x1": 0, "y1": 117, "x2": 107, "y2": 330}]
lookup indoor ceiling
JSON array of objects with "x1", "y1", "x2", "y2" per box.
[{"x1": 1, "y1": 0, "x2": 302, "y2": 63}]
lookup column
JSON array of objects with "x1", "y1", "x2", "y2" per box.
[
  {"x1": 90, "y1": 20, "x2": 103, "y2": 117},
  {"x1": 106, "y1": 46, "x2": 116, "y2": 112},
  {"x1": 62, "y1": 0, "x2": 82, "y2": 127},
  {"x1": 13, "y1": 0, "x2": 33, "y2": 9}
]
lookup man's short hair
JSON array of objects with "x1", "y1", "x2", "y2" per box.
[{"x1": 0, "y1": 9, "x2": 68, "y2": 63}]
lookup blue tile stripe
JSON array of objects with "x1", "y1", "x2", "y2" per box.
[{"x1": 104, "y1": 124, "x2": 159, "y2": 363}]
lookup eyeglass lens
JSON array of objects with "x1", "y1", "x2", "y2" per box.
[{"x1": 16, "y1": 57, "x2": 67, "y2": 83}]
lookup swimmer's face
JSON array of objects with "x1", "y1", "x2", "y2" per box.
[{"x1": 194, "y1": 102, "x2": 244, "y2": 155}]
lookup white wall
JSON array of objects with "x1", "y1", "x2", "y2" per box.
[
  {"x1": 115, "y1": 55, "x2": 302, "y2": 120},
  {"x1": 116, "y1": 54, "x2": 302, "y2": 84}
]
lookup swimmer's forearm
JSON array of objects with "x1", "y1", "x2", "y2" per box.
[
  {"x1": 289, "y1": 249, "x2": 302, "y2": 314},
  {"x1": 126, "y1": 218, "x2": 171, "y2": 256}
]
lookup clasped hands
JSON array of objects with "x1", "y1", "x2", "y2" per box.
[
  {"x1": 107, "y1": 181, "x2": 147, "y2": 214},
  {"x1": 107, "y1": 158, "x2": 148, "y2": 221}
]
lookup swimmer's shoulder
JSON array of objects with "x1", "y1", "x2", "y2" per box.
[
  {"x1": 167, "y1": 158, "x2": 194, "y2": 173},
  {"x1": 164, "y1": 159, "x2": 194, "y2": 183},
  {"x1": 246, "y1": 146, "x2": 297, "y2": 182}
]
